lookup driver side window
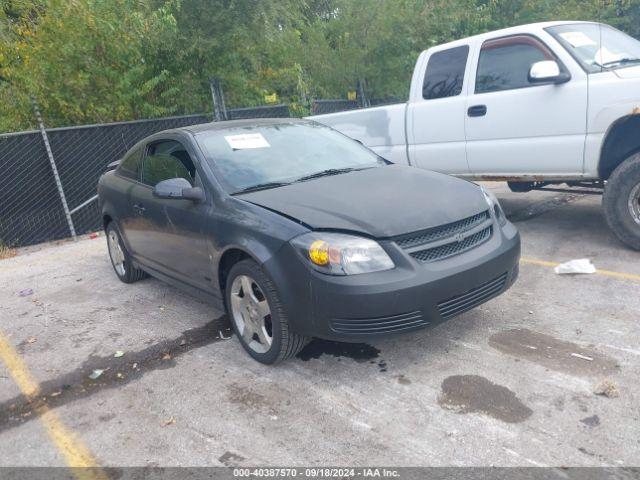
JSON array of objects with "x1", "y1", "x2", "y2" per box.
[
  {"x1": 475, "y1": 35, "x2": 553, "y2": 94},
  {"x1": 142, "y1": 140, "x2": 196, "y2": 187}
]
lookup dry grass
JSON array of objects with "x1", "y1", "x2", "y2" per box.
[{"x1": 0, "y1": 242, "x2": 17, "y2": 260}]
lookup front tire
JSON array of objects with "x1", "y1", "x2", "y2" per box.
[
  {"x1": 225, "y1": 259, "x2": 309, "y2": 364},
  {"x1": 106, "y1": 223, "x2": 147, "y2": 283},
  {"x1": 603, "y1": 153, "x2": 640, "y2": 250}
]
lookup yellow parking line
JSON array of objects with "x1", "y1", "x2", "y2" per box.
[
  {"x1": 0, "y1": 331, "x2": 107, "y2": 479},
  {"x1": 520, "y1": 257, "x2": 640, "y2": 282},
  {"x1": 0, "y1": 334, "x2": 40, "y2": 397},
  {"x1": 37, "y1": 408, "x2": 107, "y2": 479}
]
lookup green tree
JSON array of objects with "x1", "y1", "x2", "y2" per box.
[
  {"x1": 153, "y1": 0, "x2": 310, "y2": 111},
  {"x1": 0, "y1": 0, "x2": 178, "y2": 131},
  {"x1": 294, "y1": 0, "x2": 491, "y2": 100},
  {"x1": 2, "y1": 0, "x2": 639, "y2": 132}
]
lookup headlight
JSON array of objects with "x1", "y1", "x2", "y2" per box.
[
  {"x1": 290, "y1": 232, "x2": 395, "y2": 275},
  {"x1": 481, "y1": 187, "x2": 507, "y2": 227}
]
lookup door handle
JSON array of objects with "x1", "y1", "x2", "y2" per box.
[
  {"x1": 133, "y1": 204, "x2": 146, "y2": 215},
  {"x1": 467, "y1": 105, "x2": 487, "y2": 117}
]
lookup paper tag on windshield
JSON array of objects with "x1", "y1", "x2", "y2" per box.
[
  {"x1": 559, "y1": 31, "x2": 596, "y2": 48},
  {"x1": 595, "y1": 46, "x2": 624, "y2": 65},
  {"x1": 224, "y1": 133, "x2": 270, "y2": 150}
]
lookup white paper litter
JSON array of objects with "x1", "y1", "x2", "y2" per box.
[
  {"x1": 571, "y1": 353, "x2": 594, "y2": 361},
  {"x1": 554, "y1": 259, "x2": 596, "y2": 275}
]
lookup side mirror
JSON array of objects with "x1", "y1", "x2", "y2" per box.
[
  {"x1": 528, "y1": 60, "x2": 571, "y2": 84},
  {"x1": 153, "y1": 178, "x2": 205, "y2": 202}
]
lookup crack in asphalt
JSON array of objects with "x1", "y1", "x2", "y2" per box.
[
  {"x1": 0, "y1": 316, "x2": 232, "y2": 434},
  {"x1": 0, "y1": 310, "x2": 390, "y2": 434}
]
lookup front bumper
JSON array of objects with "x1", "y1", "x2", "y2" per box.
[{"x1": 264, "y1": 221, "x2": 520, "y2": 342}]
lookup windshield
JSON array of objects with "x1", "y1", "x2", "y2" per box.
[
  {"x1": 547, "y1": 23, "x2": 640, "y2": 73},
  {"x1": 197, "y1": 122, "x2": 386, "y2": 193}
]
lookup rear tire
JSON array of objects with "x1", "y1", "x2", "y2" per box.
[
  {"x1": 225, "y1": 259, "x2": 309, "y2": 364},
  {"x1": 602, "y1": 152, "x2": 640, "y2": 250},
  {"x1": 106, "y1": 222, "x2": 147, "y2": 283}
]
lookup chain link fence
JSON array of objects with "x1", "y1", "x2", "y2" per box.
[
  {"x1": 0, "y1": 95, "x2": 398, "y2": 248},
  {"x1": 0, "y1": 114, "x2": 209, "y2": 247}
]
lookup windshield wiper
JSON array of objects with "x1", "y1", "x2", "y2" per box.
[
  {"x1": 233, "y1": 167, "x2": 374, "y2": 194},
  {"x1": 601, "y1": 58, "x2": 640, "y2": 68},
  {"x1": 295, "y1": 167, "x2": 368, "y2": 183},
  {"x1": 232, "y1": 181, "x2": 292, "y2": 194}
]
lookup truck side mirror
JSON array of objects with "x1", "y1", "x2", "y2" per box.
[{"x1": 528, "y1": 60, "x2": 571, "y2": 84}]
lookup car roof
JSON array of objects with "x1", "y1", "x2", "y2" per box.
[
  {"x1": 126, "y1": 118, "x2": 314, "y2": 153},
  {"x1": 427, "y1": 20, "x2": 601, "y2": 51},
  {"x1": 181, "y1": 117, "x2": 312, "y2": 136}
]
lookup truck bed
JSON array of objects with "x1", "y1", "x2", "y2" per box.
[{"x1": 309, "y1": 103, "x2": 408, "y2": 165}]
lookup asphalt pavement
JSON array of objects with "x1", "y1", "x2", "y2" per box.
[{"x1": 0, "y1": 183, "x2": 638, "y2": 469}]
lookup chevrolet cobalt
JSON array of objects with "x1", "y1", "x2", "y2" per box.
[{"x1": 98, "y1": 119, "x2": 520, "y2": 364}]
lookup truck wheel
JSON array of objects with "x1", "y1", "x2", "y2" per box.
[
  {"x1": 225, "y1": 259, "x2": 309, "y2": 364},
  {"x1": 602, "y1": 152, "x2": 640, "y2": 250},
  {"x1": 507, "y1": 181, "x2": 534, "y2": 193}
]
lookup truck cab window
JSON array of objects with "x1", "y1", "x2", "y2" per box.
[
  {"x1": 422, "y1": 45, "x2": 469, "y2": 100},
  {"x1": 475, "y1": 36, "x2": 553, "y2": 94}
]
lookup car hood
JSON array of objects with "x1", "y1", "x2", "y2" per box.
[{"x1": 237, "y1": 165, "x2": 488, "y2": 238}]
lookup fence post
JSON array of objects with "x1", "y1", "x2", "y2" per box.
[
  {"x1": 357, "y1": 78, "x2": 370, "y2": 108},
  {"x1": 31, "y1": 97, "x2": 77, "y2": 241},
  {"x1": 218, "y1": 80, "x2": 228, "y2": 120},
  {"x1": 209, "y1": 78, "x2": 228, "y2": 121}
]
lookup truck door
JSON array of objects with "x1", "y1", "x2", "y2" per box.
[
  {"x1": 465, "y1": 34, "x2": 588, "y2": 176},
  {"x1": 406, "y1": 44, "x2": 471, "y2": 174}
]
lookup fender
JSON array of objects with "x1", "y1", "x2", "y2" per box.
[
  {"x1": 585, "y1": 71, "x2": 640, "y2": 177},
  {"x1": 597, "y1": 112, "x2": 640, "y2": 179}
]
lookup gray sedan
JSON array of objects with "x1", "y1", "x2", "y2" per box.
[{"x1": 98, "y1": 119, "x2": 520, "y2": 364}]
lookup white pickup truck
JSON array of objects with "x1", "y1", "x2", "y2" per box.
[{"x1": 312, "y1": 21, "x2": 640, "y2": 250}]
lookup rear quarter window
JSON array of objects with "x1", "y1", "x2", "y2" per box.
[
  {"x1": 422, "y1": 45, "x2": 470, "y2": 100},
  {"x1": 117, "y1": 146, "x2": 143, "y2": 181}
]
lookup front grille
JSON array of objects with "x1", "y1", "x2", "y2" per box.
[
  {"x1": 410, "y1": 226, "x2": 492, "y2": 262},
  {"x1": 394, "y1": 210, "x2": 493, "y2": 263},
  {"x1": 437, "y1": 272, "x2": 508, "y2": 320},
  {"x1": 395, "y1": 211, "x2": 490, "y2": 249},
  {"x1": 330, "y1": 311, "x2": 428, "y2": 335}
]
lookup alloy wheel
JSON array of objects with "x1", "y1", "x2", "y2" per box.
[
  {"x1": 629, "y1": 183, "x2": 640, "y2": 226},
  {"x1": 229, "y1": 275, "x2": 273, "y2": 353},
  {"x1": 107, "y1": 230, "x2": 126, "y2": 276}
]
